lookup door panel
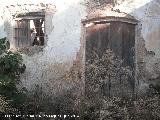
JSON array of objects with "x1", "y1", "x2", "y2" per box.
[
  {"x1": 109, "y1": 22, "x2": 123, "y2": 58},
  {"x1": 86, "y1": 23, "x2": 110, "y2": 63},
  {"x1": 122, "y1": 23, "x2": 135, "y2": 68},
  {"x1": 85, "y1": 22, "x2": 135, "y2": 67}
]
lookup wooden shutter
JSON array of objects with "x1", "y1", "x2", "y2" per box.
[{"x1": 15, "y1": 20, "x2": 30, "y2": 47}]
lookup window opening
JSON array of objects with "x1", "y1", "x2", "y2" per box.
[{"x1": 14, "y1": 14, "x2": 45, "y2": 47}]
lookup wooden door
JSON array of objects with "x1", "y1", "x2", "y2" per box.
[
  {"x1": 85, "y1": 21, "x2": 136, "y2": 97},
  {"x1": 85, "y1": 21, "x2": 135, "y2": 67},
  {"x1": 85, "y1": 23, "x2": 110, "y2": 63}
]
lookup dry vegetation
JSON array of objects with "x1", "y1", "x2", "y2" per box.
[
  {"x1": 1, "y1": 36, "x2": 160, "y2": 120},
  {"x1": 79, "y1": 49, "x2": 160, "y2": 120}
]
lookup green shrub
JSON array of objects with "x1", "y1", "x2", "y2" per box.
[{"x1": 0, "y1": 37, "x2": 26, "y2": 107}]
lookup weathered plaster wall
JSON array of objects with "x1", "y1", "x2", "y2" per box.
[
  {"x1": 19, "y1": 0, "x2": 87, "y2": 96},
  {"x1": 0, "y1": 0, "x2": 87, "y2": 96},
  {"x1": 1, "y1": 0, "x2": 160, "y2": 95}
]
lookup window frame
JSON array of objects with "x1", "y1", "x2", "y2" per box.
[{"x1": 14, "y1": 12, "x2": 45, "y2": 48}]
